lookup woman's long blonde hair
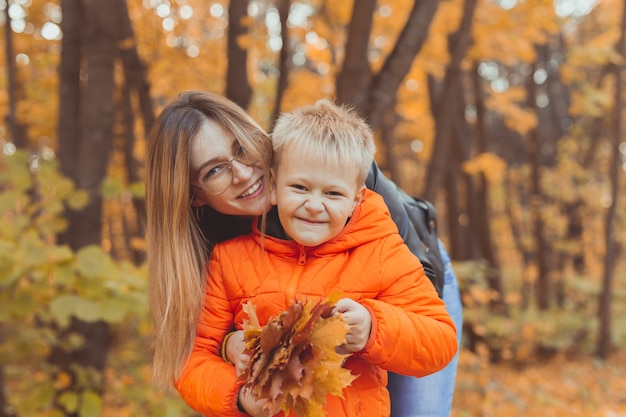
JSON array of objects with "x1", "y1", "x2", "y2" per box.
[{"x1": 145, "y1": 91, "x2": 272, "y2": 390}]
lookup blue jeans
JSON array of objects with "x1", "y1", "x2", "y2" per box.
[{"x1": 388, "y1": 241, "x2": 463, "y2": 417}]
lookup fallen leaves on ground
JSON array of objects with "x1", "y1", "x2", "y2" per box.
[
  {"x1": 240, "y1": 296, "x2": 356, "y2": 417},
  {"x1": 452, "y1": 349, "x2": 626, "y2": 417}
]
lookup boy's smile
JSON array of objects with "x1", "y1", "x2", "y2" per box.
[{"x1": 270, "y1": 145, "x2": 364, "y2": 247}]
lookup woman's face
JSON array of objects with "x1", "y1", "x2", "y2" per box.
[{"x1": 189, "y1": 118, "x2": 268, "y2": 216}]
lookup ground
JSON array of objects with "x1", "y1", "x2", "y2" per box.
[
  {"x1": 101, "y1": 348, "x2": 626, "y2": 416},
  {"x1": 451, "y1": 349, "x2": 626, "y2": 417}
]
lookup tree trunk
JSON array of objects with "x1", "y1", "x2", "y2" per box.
[
  {"x1": 381, "y1": 105, "x2": 402, "y2": 183},
  {"x1": 365, "y1": 0, "x2": 440, "y2": 130},
  {"x1": 567, "y1": 62, "x2": 618, "y2": 277},
  {"x1": 450, "y1": 81, "x2": 474, "y2": 262},
  {"x1": 0, "y1": 328, "x2": 16, "y2": 417},
  {"x1": 563, "y1": 201, "x2": 585, "y2": 273},
  {"x1": 226, "y1": 0, "x2": 252, "y2": 110},
  {"x1": 335, "y1": 0, "x2": 377, "y2": 111},
  {"x1": 269, "y1": 0, "x2": 291, "y2": 128},
  {"x1": 119, "y1": 81, "x2": 146, "y2": 264},
  {"x1": 469, "y1": 64, "x2": 506, "y2": 310},
  {"x1": 57, "y1": 0, "x2": 82, "y2": 180},
  {"x1": 66, "y1": 0, "x2": 117, "y2": 249},
  {"x1": 1, "y1": 4, "x2": 25, "y2": 414},
  {"x1": 4, "y1": 0, "x2": 27, "y2": 148},
  {"x1": 444, "y1": 146, "x2": 463, "y2": 259},
  {"x1": 527, "y1": 62, "x2": 551, "y2": 311},
  {"x1": 504, "y1": 169, "x2": 534, "y2": 307},
  {"x1": 117, "y1": 0, "x2": 154, "y2": 136},
  {"x1": 117, "y1": 0, "x2": 152, "y2": 258},
  {"x1": 52, "y1": 2, "x2": 84, "y2": 412},
  {"x1": 423, "y1": 0, "x2": 478, "y2": 201},
  {"x1": 52, "y1": 0, "x2": 121, "y2": 414},
  {"x1": 596, "y1": 0, "x2": 626, "y2": 359}
]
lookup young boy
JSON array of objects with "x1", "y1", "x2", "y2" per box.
[{"x1": 175, "y1": 100, "x2": 457, "y2": 417}]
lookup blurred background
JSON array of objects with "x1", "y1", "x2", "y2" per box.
[{"x1": 0, "y1": 0, "x2": 625, "y2": 416}]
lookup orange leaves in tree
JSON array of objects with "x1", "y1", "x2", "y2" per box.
[{"x1": 240, "y1": 296, "x2": 356, "y2": 417}]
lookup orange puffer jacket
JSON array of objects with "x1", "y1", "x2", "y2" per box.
[{"x1": 175, "y1": 190, "x2": 457, "y2": 417}]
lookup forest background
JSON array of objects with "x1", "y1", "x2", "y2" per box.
[{"x1": 0, "y1": 0, "x2": 625, "y2": 416}]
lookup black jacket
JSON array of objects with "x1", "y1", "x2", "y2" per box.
[{"x1": 366, "y1": 162, "x2": 444, "y2": 297}]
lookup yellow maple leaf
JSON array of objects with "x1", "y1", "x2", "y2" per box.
[{"x1": 241, "y1": 296, "x2": 355, "y2": 417}]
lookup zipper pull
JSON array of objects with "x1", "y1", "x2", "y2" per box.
[{"x1": 298, "y1": 245, "x2": 307, "y2": 265}]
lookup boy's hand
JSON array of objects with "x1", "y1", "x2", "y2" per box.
[
  {"x1": 225, "y1": 330, "x2": 249, "y2": 377},
  {"x1": 332, "y1": 298, "x2": 372, "y2": 354},
  {"x1": 237, "y1": 386, "x2": 278, "y2": 417}
]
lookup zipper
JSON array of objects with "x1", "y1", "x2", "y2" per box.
[{"x1": 285, "y1": 245, "x2": 307, "y2": 305}]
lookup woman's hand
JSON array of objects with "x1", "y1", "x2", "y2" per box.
[
  {"x1": 237, "y1": 387, "x2": 278, "y2": 417},
  {"x1": 225, "y1": 330, "x2": 249, "y2": 377},
  {"x1": 332, "y1": 298, "x2": 372, "y2": 354}
]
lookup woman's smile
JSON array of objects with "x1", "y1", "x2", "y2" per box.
[
  {"x1": 190, "y1": 119, "x2": 270, "y2": 216},
  {"x1": 238, "y1": 177, "x2": 264, "y2": 199}
]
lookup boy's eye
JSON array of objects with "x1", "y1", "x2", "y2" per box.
[
  {"x1": 327, "y1": 191, "x2": 344, "y2": 197},
  {"x1": 291, "y1": 184, "x2": 307, "y2": 191}
]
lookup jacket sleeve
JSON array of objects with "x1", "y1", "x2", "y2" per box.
[
  {"x1": 365, "y1": 161, "x2": 445, "y2": 296},
  {"x1": 175, "y1": 249, "x2": 247, "y2": 417},
  {"x1": 357, "y1": 234, "x2": 457, "y2": 377}
]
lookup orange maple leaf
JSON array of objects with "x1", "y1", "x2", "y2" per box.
[{"x1": 240, "y1": 295, "x2": 356, "y2": 417}]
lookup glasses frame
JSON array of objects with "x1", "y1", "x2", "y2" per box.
[{"x1": 191, "y1": 149, "x2": 255, "y2": 195}]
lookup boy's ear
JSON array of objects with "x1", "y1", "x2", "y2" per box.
[
  {"x1": 351, "y1": 185, "x2": 366, "y2": 212},
  {"x1": 269, "y1": 168, "x2": 278, "y2": 205}
]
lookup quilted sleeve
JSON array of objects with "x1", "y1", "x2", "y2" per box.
[
  {"x1": 357, "y1": 234, "x2": 457, "y2": 377},
  {"x1": 174, "y1": 248, "x2": 247, "y2": 417}
]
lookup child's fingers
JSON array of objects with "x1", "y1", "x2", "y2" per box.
[
  {"x1": 235, "y1": 353, "x2": 250, "y2": 377},
  {"x1": 332, "y1": 297, "x2": 358, "y2": 314}
]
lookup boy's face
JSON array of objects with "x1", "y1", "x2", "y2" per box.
[{"x1": 270, "y1": 146, "x2": 364, "y2": 247}]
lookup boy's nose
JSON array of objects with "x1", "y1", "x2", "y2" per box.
[{"x1": 304, "y1": 197, "x2": 324, "y2": 211}]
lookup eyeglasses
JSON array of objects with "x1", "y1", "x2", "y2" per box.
[{"x1": 192, "y1": 146, "x2": 257, "y2": 195}]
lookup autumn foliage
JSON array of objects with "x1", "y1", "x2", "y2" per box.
[
  {"x1": 240, "y1": 296, "x2": 356, "y2": 417},
  {"x1": 2, "y1": 0, "x2": 626, "y2": 416}
]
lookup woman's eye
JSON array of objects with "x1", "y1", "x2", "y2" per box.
[
  {"x1": 203, "y1": 163, "x2": 226, "y2": 180},
  {"x1": 236, "y1": 147, "x2": 253, "y2": 164}
]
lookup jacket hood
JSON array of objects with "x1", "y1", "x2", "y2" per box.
[{"x1": 253, "y1": 189, "x2": 398, "y2": 258}]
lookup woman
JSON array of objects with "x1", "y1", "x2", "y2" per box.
[{"x1": 145, "y1": 90, "x2": 462, "y2": 416}]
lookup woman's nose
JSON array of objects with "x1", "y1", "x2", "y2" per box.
[{"x1": 230, "y1": 159, "x2": 253, "y2": 183}]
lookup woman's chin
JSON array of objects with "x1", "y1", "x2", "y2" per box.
[{"x1": 232, "y1": 195, "x2": 269, "y2": 217}]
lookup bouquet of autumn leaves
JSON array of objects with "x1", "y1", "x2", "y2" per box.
[{"x1": 239, "y1": 295, "x2": 357, "y2": 417}]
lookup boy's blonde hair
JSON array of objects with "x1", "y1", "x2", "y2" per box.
[{"x1": 271, "y1": 99, "x2": 376, "y2": 185}]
